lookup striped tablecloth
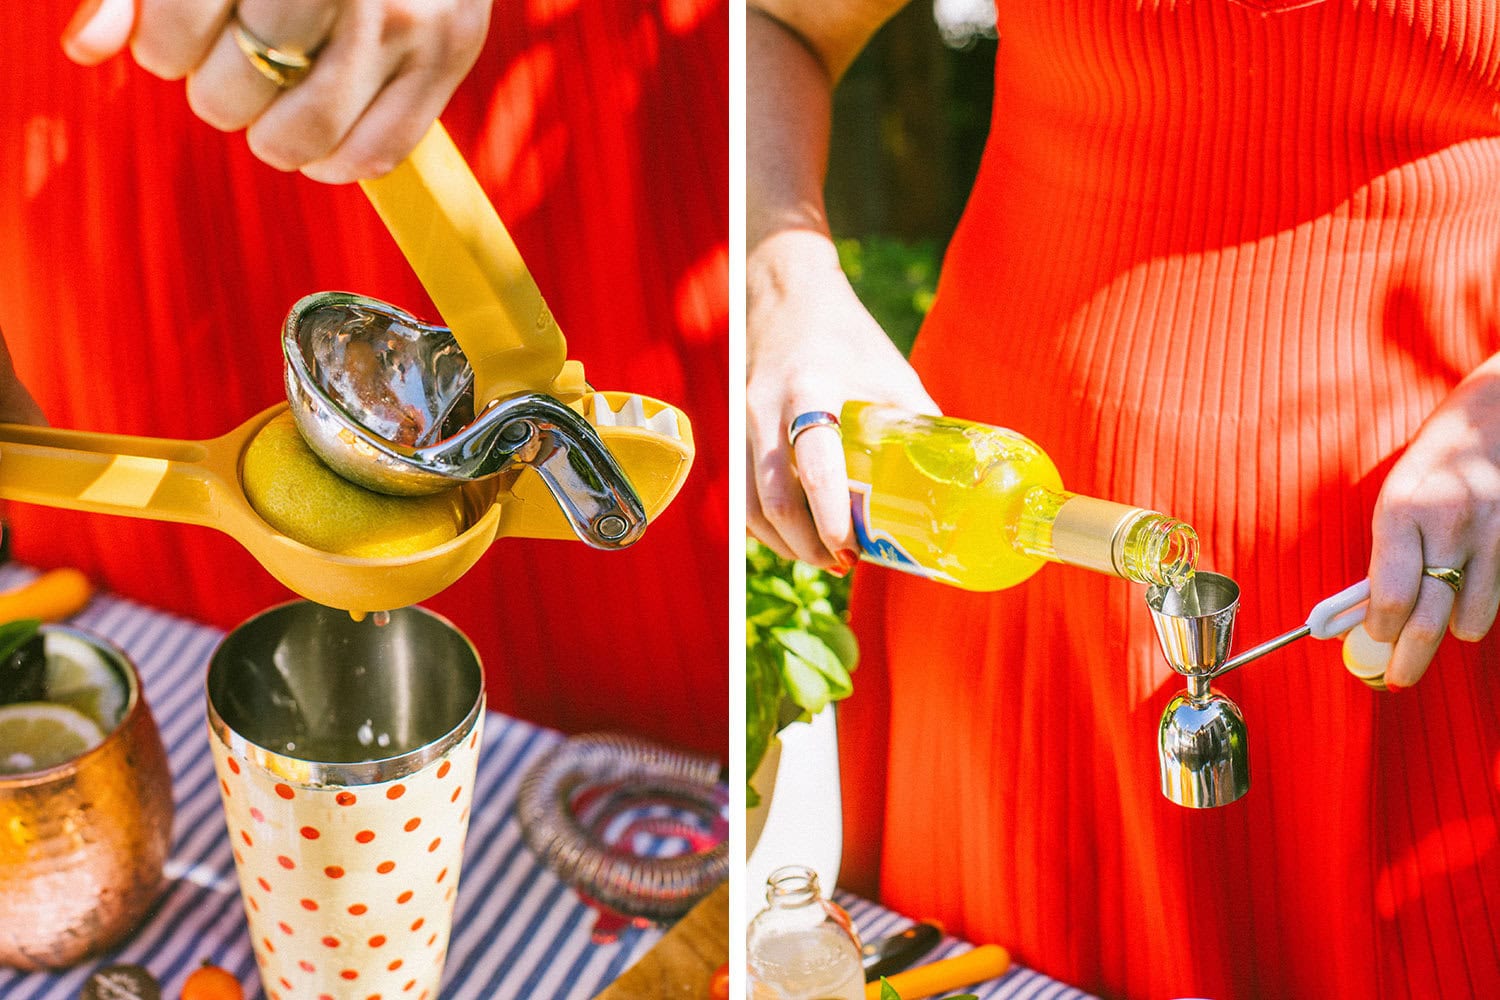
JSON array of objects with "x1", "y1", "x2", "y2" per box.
[
  {"x1": 0, "y1": 567, "x2": 673, "y2": 1000},
  {"x1": 835, "y1": 894, "x2": 1100, "y2": 1000}
]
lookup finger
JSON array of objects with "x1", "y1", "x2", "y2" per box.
[
  {"x1": 790, "y1": 417, "x2": 855, "y2": 564},
  {"x1": 129, "y1": 0, "x2": 235, "y2": 80},
  {"x1": 298, "y1": 41, "x2": 480, "y2": 183},
  {"x1": 1386, "y1": 572, "x2": 1460, "y2": 688},
  {"x1": 61, "y1": 0, "x2": 136, "y2": 66},
  {"x1": 1364, "y1": 514, "x2": 1424, "y2": 643},
  {"x1": 1451, "y1": 552, "x2": 1500, "y2": 642},
  {"x1": 756, "y1": 443, "x2": 836, "y2": 567},
  {"x1": 237, "y1": 0, "x2": 339, "y2": 54},
  {"x1": 184, "y1": 22, "x2": 282, "y2": 133},
  {"x1": 296, "y1": 56, "x2": 442, "y2": 182},
  {"x1": 750, "y1": 407, "x2": 836, "y2": 567},
  {"x1": 245, "y1": 11, "x2": 402, "y2": 172},
  {"x1": 187, "y1": 0, "x2": 343, "y2": 135},
  {"x1": 746, "y1": 448, "x2": 798, "y2": 562}
]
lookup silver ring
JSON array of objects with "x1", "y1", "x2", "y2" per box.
[
  {"x1": 230, "y1": 16, "x2": 315, "y2": 89},
  {"x1": 1423, "y1": 565, "x2": 1464, "y2": 595},
  {"x1": 787, "y1": 411, "x2": 840, "y2": 448}
]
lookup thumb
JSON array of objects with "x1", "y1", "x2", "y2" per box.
[{"x1": 61, "y1": 0, "x2": 136, "y2": 66}]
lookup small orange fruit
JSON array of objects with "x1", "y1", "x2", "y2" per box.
[{"x1": 181, "y1": 963, "x2": 243, "y2": 1000}]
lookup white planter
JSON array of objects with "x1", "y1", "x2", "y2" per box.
[{"x1": 744, "y1": 706, "x2": 843, "y2": 920}]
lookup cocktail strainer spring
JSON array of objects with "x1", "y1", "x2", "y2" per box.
[{"x1": 516, "y1": 733, "x2": 728, "y2": 937}]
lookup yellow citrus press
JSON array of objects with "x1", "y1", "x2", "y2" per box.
[
  {"x1": 0, "y1": 390, "x2": 690, "y2": 615},
  {"x1": 0, "y1": 120, "x2": 695, "y2": 614}
]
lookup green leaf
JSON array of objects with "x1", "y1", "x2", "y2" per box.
[
  {"x1": 807, "y1": 614, "x2": 859, "y2": 672},
  {"x1": 746, "y1": 538, "x2": 777, "y2": 574},
  {"x1": 880, "y1": 978, "x2": 901, "y2": 1000},
  {"x1": 790, "y1": 560, "x2": 830, "y2": 604},
  {"x1": 746, "y1": 593, "x2": 794, "y2": 628},
  {"x1": 775, "y1": 627, "x2": 853, "y2": 700},
  {"x1": 779, "y1": 645, "x2": 832, "y2": 718},
  {"x1": 745, "y1": 643, "x2": 783, "y2": 803},
  {"x1": 748, "y1": 575, "x2": 800, "y2": 604},
  {"x1": 0, "y1": 618, "x2": 41, "y2": 664}
]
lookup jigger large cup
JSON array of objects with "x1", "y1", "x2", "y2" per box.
[
  {"x1": 1145, "y1": 572, "x2": 1241, "y2": 681},
  {"x1": 1146, "y1": 573, "x2": 1250, "y2": 808},
  {"x1": 207, "y1": 603, "x2": 484, "y2": 1000}
]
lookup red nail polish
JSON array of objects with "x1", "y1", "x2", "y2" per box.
[
  {"x1": 837, "y1": 548, "x2": 859, "y2": 571},
  {"x1": 1385, "y1": 680, "x2": 1404, "y2": 693},
  {"x1": 826, "y1": 565, "x2": 848, "y2": 579}
]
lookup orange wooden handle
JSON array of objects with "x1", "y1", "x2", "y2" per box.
[{"x1": 864, "y1": 944, "x2": 1012, "y2": 1000}]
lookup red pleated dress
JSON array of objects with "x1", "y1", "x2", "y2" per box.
[
  {"x1": 0, "y1": 1, "x2": 727, "y2": 757},
  {"x1": 840, "y1": 3, "x2": 1500, "y2": 997}
]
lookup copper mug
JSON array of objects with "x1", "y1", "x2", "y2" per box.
[{"x1": 0, "y1": 626, "x2": 174, "y2": 970}]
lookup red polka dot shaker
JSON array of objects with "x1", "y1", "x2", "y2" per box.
[{"x1": 206, "y1": 603, "x2": 486, "y2": 1000}]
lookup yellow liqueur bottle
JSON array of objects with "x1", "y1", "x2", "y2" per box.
[{"x1": 841, "y1": 402, "x2": 1199, "y2": 591}]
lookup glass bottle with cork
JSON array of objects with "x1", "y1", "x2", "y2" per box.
[{"x1": 840, "y1": 402, "x2": 1199, "y2": 591}]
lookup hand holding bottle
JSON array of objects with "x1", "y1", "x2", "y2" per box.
[
  {"x1": 747, "y1": 230, "x2": 938, "y2": 571},
  {"x1": 1364, "y1": 360, "x2": 1500, "y2": 688},
  {"x1": 747, "y1": 6, "x2": 938, "y2": 572}
]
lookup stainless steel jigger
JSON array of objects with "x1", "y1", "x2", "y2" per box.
[
  {"x1": 1147, "y1": 573, "x2": 1250, "y2": 808},
  {"x1": 1146, "y1": 573, "x2": 1374, "y2": 808}
]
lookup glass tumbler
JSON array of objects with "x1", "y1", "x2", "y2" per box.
[
  {"x1": 207, "y1": 602, "x2": 484, "y2": 1000},
  {"x1": 0, "y1": 626, "x2": 173, "y2": 970}
]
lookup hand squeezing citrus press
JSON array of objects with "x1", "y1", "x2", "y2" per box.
[
  {"x1": 1145, "y1": 573, "x2": 1379, "y2": 807},
  {"x1": 0, "y1": 122, "x2": 694, "y2": 614}
]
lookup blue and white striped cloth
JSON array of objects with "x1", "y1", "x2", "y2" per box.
[
  {"x1": 0, "y1": 568, "x2": 669, "y2": 1000},
  {"x1": 0, "y1": 567, "x2": 1098, "y2": 1000},
  {"x1": 835, "y1": 893, "x2": 1100, "y2": 1000}
]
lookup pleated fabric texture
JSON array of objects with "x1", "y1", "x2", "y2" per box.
[
  {"x1": 0, "y1": 0, "x2": 727, "y2": 758},
  {"x1": 841, "y1": 3, "x2": 1500, "y2": 997}
]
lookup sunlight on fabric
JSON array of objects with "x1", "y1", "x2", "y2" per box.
[
  {"x1": 1376, "y1": 816, "x2": 1497, "y2": 918},
  {"x1": 23, "y1": 116, "x2": 68, "y2": 200}
]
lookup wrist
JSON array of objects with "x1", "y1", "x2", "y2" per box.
[{"x1": 748, "y1": 230, "x2": 847, "y2": 309}]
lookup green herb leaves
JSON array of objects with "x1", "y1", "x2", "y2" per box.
[{"x1": 746, "y1": 541, "x2": 859, "y2": 806}]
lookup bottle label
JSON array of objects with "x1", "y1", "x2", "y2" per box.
[{"x1": 848, "y1": 481, "x2": 953, "y2": 583}]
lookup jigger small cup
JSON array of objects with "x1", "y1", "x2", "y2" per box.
[{"x1": 207, "y1": 603, "x2": 484, "y2": 1000}]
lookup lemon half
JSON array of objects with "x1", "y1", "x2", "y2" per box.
[
  {"x1": 243, "y1": 413, "x2": 463, "y2": 558},
  {"x1": 0, "y1": 702, "x2": 106, "y2": 775}
]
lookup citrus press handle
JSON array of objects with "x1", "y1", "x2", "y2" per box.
[
  {"x1": 360, "y1": 121, "x2": 568, "y2": 402},
  {"x1": 0, "y1": 422, "x2": 228, "y2": 528},
  {"x1": 502, "y1": 397, "x2": 648, "y2": 550}
]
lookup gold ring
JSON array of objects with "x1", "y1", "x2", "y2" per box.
[
  {"x1": 230, "y1": 17, "x2": 314, "y2": 89},
  {"x1": 1423, "y1": 565, "x2": 1465, "y2": 595}
]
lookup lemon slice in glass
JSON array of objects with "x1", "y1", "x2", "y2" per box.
[
  {"x1": 0, "y1": 702, "x2": 106, "y2": 775},
  {"x1": 44, "y1": 631, "x2": 127, "y2": 731}
]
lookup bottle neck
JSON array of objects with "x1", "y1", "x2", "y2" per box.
[
  {"x1": 1016, "y1": 489, "x2": 1198, "y2": 587},
  {"x1": 764, "y1": 864, "x2": 822, "y2": 909}
]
